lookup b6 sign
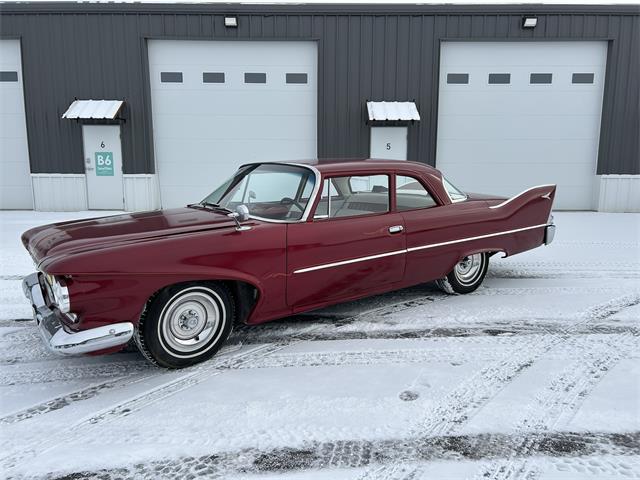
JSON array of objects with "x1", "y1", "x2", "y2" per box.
[{"x1": 95, "y1": 152, "x2": 114, "y2": 176}]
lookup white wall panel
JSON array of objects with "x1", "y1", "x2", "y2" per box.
[
  {"x1": 123, "y1": 174, "x2": 161, "y2": 212},
  {"x1": 31, "y1": 174, "x2": 88, "y2": 211},
  {"x1": 598, "y1": 175, "x2": 640, "y2": 213}
]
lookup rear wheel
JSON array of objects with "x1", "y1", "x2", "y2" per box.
[
  {"x1": 135, "y1": 283, "x2": 234, "y2": 368},
  {"x1": 436, "y1": 253, "x2": 489, "y2": 294}
]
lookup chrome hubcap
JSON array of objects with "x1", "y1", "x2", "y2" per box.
[
  {"x1": 159, "y1": 289, "x2": 225, "y2": 354},
  {"x1": 454, "y1": 253, "x2": 483, "y2": 286}
]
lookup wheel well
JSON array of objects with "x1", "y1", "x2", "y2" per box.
[
  {"x1": 220, "y1": 280, "x2": 259, "y2": 325},
  {"x1": 139, "y1": 279, "x2": 259, "y2": 327}
]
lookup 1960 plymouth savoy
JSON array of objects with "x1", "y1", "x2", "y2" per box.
[{"x1": 22, "y1": 159, "x2": 556, "y2": 368}]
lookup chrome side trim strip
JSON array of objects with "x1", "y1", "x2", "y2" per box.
[
  {"x1": 293, "y1": 249, "x2": 406, "y2": 274},
  {"x1": 406, "y1": 223, "x2": 548, "y2": 252},
  {"x1": 293, "y1": 223, "x2": 549, "y2": 274},
  {"x1": 489, "y1": 184, "x2": 555, "y2": 209}
]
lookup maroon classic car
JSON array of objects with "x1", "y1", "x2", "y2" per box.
[{"x1": 22, "y1": 160, "x2": 556, "y2": 368}]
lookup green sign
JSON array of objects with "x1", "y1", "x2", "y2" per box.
[{"x1": 95, "y1": 151, "x2": 114, "y2": 176}]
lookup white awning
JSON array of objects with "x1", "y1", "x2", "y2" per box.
[
  {"x1": 366, "y1": 101, "x2": 420, "y2": 122},
  {"x1": 62, "y1": 100, "x2": 124, "y2": 119}
]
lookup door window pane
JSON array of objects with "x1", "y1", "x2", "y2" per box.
[
  {"x1": 396, "y1": 175, "x2": 437, "y2": 210},
  {"x1": 316, "y1": 175, "x2": 389, "y2": 219},
  {"x1": 160, "y1": 72, "x2": 183, "y2": 83}
]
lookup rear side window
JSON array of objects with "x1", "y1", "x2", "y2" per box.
[
  {"x1": 396, "y1": 175, "x2": 437, "y2": 211},
  {"x1": 315, "y1": 175, "x2": 389, "y2": 219}
]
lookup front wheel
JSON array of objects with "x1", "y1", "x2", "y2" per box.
[
  {"x1": 436, "y1": 252, "x2": 489, "y2": 294},
  {"x1": 135, "y1": 283, "x2": 234, "y2": 368}
]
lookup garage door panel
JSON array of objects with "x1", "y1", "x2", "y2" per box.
[
  {"x1": 154, "y1": 114, "x2": 315, "y2": 141},
  {"x1": 438, "y1": 114, "x2": 602, "y2": 141},
  {"x1": 438, "y1": 90, "x2": 604, "y2": 116},
  {"x1": 441, "y1": 41, "x2": 607, "y2": 66},
  {"x1": 151, "y1": 90, "x2": 315, "y2": 116},
  {"x1": 156, "y1": 138, "x2": 315, "y2": 164},
  {"x1": 436, "y1": 41, "x2": 606, "y2": 210},
  {"x1": 0, "y1": 90, "x2": 26, "y2": 115},
  {"x1": 437, "y1": 139, "x2": 600, "y2": 166}
]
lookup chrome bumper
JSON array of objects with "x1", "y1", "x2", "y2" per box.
[
  {"x1": 544, "y1": 224, "x2": 556, "y2": 245},
  {"x1": 22, "y1": 273, "x2": 133, "y2": 355}
]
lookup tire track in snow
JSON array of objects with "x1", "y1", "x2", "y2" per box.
[
  {"x1": 357, "y1": 293, "x2": 640, "y2": 479},
  {"x1": 13, "y1": 431, "x2": 640, "y2": 480},
  {"x1": 0, "y1": 295, "x2": 446, "y2": 472},
  {"x1": 473, "y1": 335, "x2": 637, "y2": 479}
]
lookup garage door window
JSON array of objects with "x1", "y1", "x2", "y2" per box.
[
  {"x1": 203, "y1": 72, "x2": 225, "y2": 83},
  {"x1": 488, "y1": 73, "x2": 510, "y2": 84},
  {"x1": 245, "y1": 73, "x2": 266, "y2": 84},
  {"x1": 530, "y1": 73, "x2": 552, "y2": 84},
  {"x1": 447, "y1": 73, "x2": 469, "y2": 84},
  {"x1": 286, "y1": 73, "x2": 308, "y2": 84},
  {"x1": 160, "y1": 72, "x2": 183, "y2": 83},
  {"x1": 396, "y1": 175, "x2": 437, "y2": 211},
  {"x1": 572, "y1": 73, "x2": 595, "y2": 84},
  {"x1": 0, "y1": 71, "x2": 18, "y2": 82}
]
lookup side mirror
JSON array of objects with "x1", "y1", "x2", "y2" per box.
[
  {"x1": 228, "y1": 204, "x2": 251, "y2": 231},
  {"x1": 236, "y1": 204, "x2": 250, "y2": 222},
  {"x1": 248, "y1": 190, "x2": 256, "y2": 202}
]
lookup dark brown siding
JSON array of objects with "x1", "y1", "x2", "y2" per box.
[{"x1": 1, "y1": 3, "x2": 638, "y2": 174}]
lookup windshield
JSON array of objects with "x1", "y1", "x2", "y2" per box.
[
  {"x1": 201, "y1": 163, "x2": 316, "y2": 221},
  {"x1": 442, "y1": 176, "x2": 467, "y2": 203}
]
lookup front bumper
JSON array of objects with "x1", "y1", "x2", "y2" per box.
[
  {"x1": 22, "y1": 273, "x2": 134, "y2": 355},
  {"x1": 544, "y1": 224, "x2": 556, "y2": 245}
]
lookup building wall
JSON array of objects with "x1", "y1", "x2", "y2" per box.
[{"x1": 0, "y1": 3, "x2": 638, "y2": 178}]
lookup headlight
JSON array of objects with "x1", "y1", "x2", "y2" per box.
[{"x1": 45, "y1": 274, "x2": 71, "y2": 313}]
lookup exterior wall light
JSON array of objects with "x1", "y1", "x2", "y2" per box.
[
  {"x1": 224, "y1": 16, "x2": 238, "y2": 28},
  {"x1": 522, "y1": 17, "x2": 538, "y2": 28}
]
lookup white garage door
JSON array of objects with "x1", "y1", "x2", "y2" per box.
[
  {"x1": 436, "y1": 41, "x2": 608, "y2": 210},
  {"x1": 0, "y1": 40, "x2": 32, "y2": 209},
  {"x1": 148, "y1": 40, "x2": 317, "y2": 208}
]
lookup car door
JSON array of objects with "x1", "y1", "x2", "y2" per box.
[{"x1": 286, "y1": 174, "x2": 406, "y2": 309}]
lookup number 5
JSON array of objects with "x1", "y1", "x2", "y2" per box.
[{"x1": 386, "y1": 142, "x2": 391, "y2": 150}]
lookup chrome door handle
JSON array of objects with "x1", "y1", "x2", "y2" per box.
[{"x1": 388, "y1": 225, "x2": 404, "y2": 234}]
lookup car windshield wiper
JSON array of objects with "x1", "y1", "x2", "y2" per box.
[{"x1": 192, "y1": 201, "x2": 234, "y2": 214}]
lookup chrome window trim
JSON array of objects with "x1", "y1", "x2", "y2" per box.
[
  {"x1": 441, "y1": 177, "x2": 468, "y2": 204},
  {"x1": 489, "y1": 184, "x2": 555, "y2": 209},
  {"x1": 293, "y1": 223, "x2": 548, "y2": 274},
  {"x1": 237, "y1": 162, "x2": 322, "y2": 224}
]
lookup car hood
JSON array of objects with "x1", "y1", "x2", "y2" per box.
[{"x1": 22, "y1": 207, "x2": 237, "y2": 265}]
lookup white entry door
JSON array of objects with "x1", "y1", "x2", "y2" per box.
[
  {"x1": 82, "y1": 125, "x2": 124, "y2": 209},
  {"x1": 370, "y1": 127, "x2": 408, "y2": 160}
]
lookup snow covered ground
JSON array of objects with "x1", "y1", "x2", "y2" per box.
[{"x1": 0, "y1": 210, "x2": 638, "y2": 480}]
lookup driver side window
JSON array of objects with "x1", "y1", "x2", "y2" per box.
[{"x1": 315, "y1": 175, "x2": 389, "y2": 219}]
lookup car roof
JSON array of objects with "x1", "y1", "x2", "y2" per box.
[{"x1": 279, "y1": 158, "x2": 441, "y2": 176}]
